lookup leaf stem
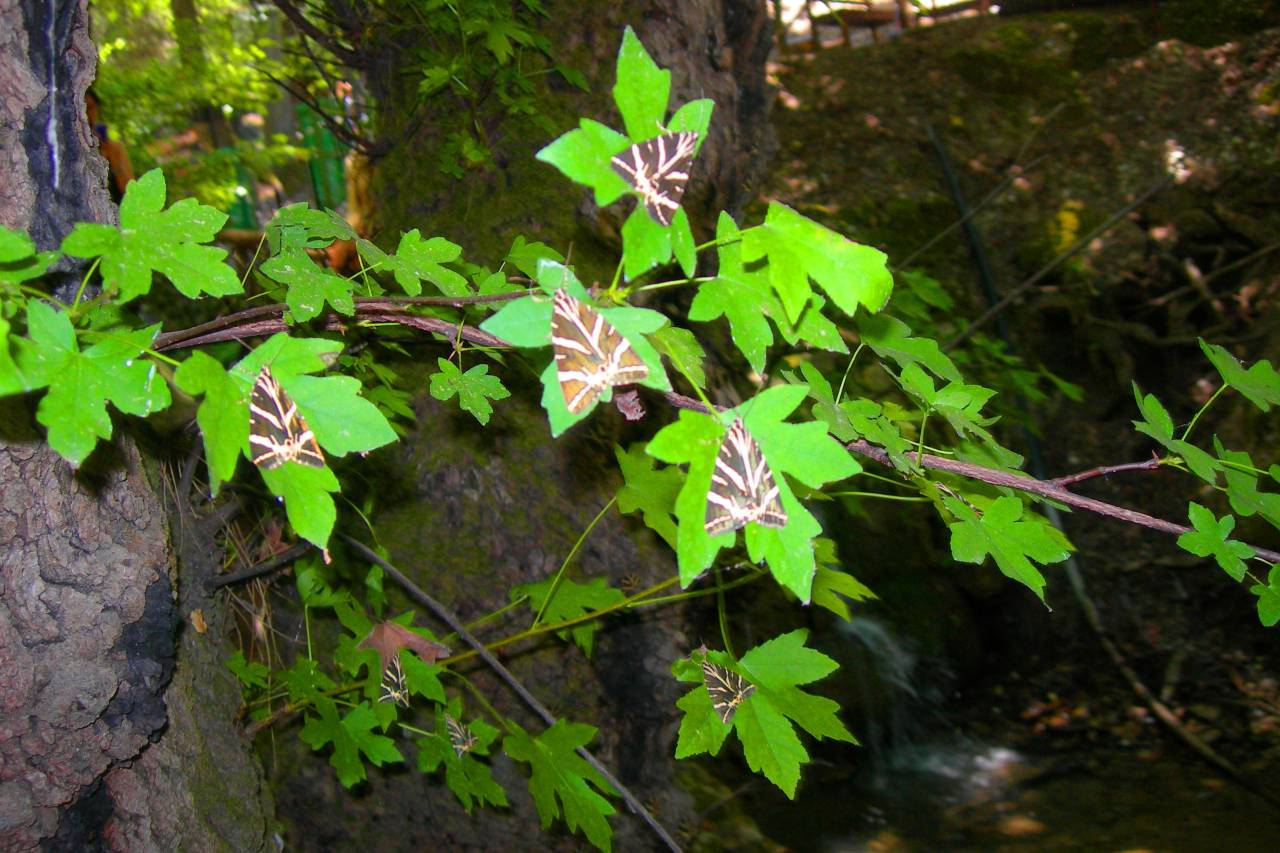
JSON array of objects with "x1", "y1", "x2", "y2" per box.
[
  {"x1": 531, "y1": 495, "x2": 617, "y2": 628},
  {"x1": 1181, "y1": 382, "x2": 1227, "y2": 443}
]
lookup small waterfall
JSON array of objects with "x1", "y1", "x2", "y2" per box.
[{"x1": 840, "y1": 617, "x2": 940, "y2": 781}]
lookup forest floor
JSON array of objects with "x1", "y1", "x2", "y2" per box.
[{"x1": 749, "y1": 4, "x2": 1280, "y2": 849}]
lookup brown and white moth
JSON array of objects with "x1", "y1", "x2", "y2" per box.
[
  {"x1": 705, "y1": 418, "x2": 787, "y2": 536},
  {"x1": 610, "y1": 131, "x2": 698, "y2": 226},
  {"x1": 248, "y1": 366, "x2": 325, "y2": 470},
  {"x1": 702, "y1": 659, "x2": 755, "y2": 725},
  {"x1": 550, "y1": 288, "x2": 649, "y2": 414},
  {"x1": 444, "y1": 714, "x2": 477, "y2": 758}
]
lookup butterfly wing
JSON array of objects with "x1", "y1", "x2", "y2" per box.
[
  {"x1": 702, "y1": 660, "x2": 755, "y2": 725},
  {"x1": 550, "y1": 289, "x2": 649, "y2": 414},
  {"x1": 610, "y1": 131, "x2": 699, "y2": 226},
  {"x1": 445, "y1": 714, "x2": 477, "y2": 757},
  {"x1": 379, "y1": 654, "x2": 411, "y2": 709},
  {"x1": 705, "y1": 418, "x2": 788, "y2": 536},
  {"x1": 248, "y1": 366, "x2": 326, "y2": 470}
]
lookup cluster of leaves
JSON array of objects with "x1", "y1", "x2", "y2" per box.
[{"x1": 4, "y1": 24, "x2": 1280, "y2": 852}]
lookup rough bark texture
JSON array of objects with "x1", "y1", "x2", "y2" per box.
[{"x1": 0, "y1": 2, "x2": 274, "y2": 849}]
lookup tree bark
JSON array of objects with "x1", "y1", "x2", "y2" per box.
[{"x1": 0, "y1": 2, "x2": 273, "y2": 849}]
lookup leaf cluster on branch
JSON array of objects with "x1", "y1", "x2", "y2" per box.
[{"x1": 3, "y1": 26, "x2": 1280, "y2": 851}]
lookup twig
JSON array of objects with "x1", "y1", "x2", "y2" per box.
[
  {"x1": 339, "y1": 535, "x2": 683, "y2": 853},
  {"x1": 945, "y1": 175, "x2": 1175, "y2": 352},
  {"x1": 1051, "y1": 455, "x2": 1161, "y2": 488},
  {"x1": 847, "y1": 440, "x2": 1280, "y2": 565},
  {"x1": 208, "y1": 543, "x2": 310, "y2": 591},
  {"x1": 153, "y1": 292, "x2": 528, "y2": 352}
]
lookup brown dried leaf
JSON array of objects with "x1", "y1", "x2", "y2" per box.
[{"x1": 359, "y1": 620, "x2": 451, "y2": 673}]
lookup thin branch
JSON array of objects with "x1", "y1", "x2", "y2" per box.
[
  {"x1": 340, "y1": 536, "x2": 683, "y2": 853},
  {"x1": 1051, "y1": 455, "x2": 1162, "y2": 488},
  {"x1": 945, "y1": 175, "x2": 1175, "y2": 352},
  {"x1": 847, "y1": 440, "x2": 1280, "y2": 565},
  {"x1": 153, "y1": 293, "x2": 529, "y2": 352},
  {"x1": 208, "y1": 543, "x2": 311, "y2": 591},
  {"x1": 270, "y1": 0, "x2": 362, "y2": 66}
]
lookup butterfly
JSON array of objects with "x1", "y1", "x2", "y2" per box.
[
  {"x1": 705, "y1": 417, "x2": 788, "y2": 536},
  {"x1": 610, "y1": 131, "x2": 699, "y2": 226},
  {"x1": 444, "y1": 714, "x2": 477, "y2": 758},
  {"x1": 702, "y1": 659, "x2": 755, "y2": 725},
  {"x1": 248, "y1": 366, "x2": 325, "y2": 470},
  {"x1": 378, "y1": 654, "x2": 411, "y2": 708},
  {"x1": 550, "y1": 289, "x2": 649, "y2": 414}
]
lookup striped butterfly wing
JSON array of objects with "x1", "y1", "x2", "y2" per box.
[
  {"x1": 702, "y1": 660, "x2": 755, "y2": 725},
  {"x1": 610, "y1": 131, "x2": 699, "y2": 226},
  {"x1": 444, "y1": 714, "x2": 477, "y2": 758},
  {"x1": 550, "y1": 289, "x2": 649, "y2": 414},
  {"x1": 705, "y1": 418, "x2": 788, "y2": 536},
  {"x1": 379, "y1": 654, "x2": 411, "y2": 709},
  {"x1": 248, "y1": 366, "x2": 326, "y2": 470}
]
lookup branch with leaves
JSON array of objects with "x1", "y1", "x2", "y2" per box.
[{"x1": 3, "y1": 26, "x2": 1279, "y2": 852}]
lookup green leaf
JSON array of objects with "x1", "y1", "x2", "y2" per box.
[
  {"x1": 265, "y1": 203, "x2": 353, "y2": 253},
  {"x1": 648, "y1": 388, "x2": 858, "y2": 600},
  {"x1": 734, "y1": 696, "x2": 810, "y2": 798},
  {"x1": 688, "y1": 214, "x2": 782, "y2": 373},
  {"x1": 0, "y1": 226, "x2": 56, "y2": 285},
  {"x1": 506, "y1": 236, "x2": 564, "y2": 279},
  {"x1": 283, "y1": 373, "x2": 398, "y2": 458},
  {"x1": 1132, "y1": 383, "x2": 1175, "y2": 441},
  {"x1": 511, "y1": 577, "x2": 625, "y2": 657},
  {"x1": 0, "y1": 226, "x2": 35, "y2": 262},
  {"x1": 385, "y1": 230, "x2": 469, "y2": 297},
  {"x1": 1201, "y1": 339, "x2": 1280, "y2": 412},
  {"x1": 1216, "y1": 441, "x2": 1280, "y2": 527},
  {"x1": 613, "y1": 26, "x2": 670, "y2": 140},
  {"x1": 479, "y1": 292, "x2": 553, "y2": 347},
  {"x1": 399, "y1": 649, "x2": 447, "y2": 703},
  {"x1": 675, "y1": 633, "x2": 853, "y2": 798},
  {"x1": 615, "y1": 443, "x2": 682, "y2": 549},
  {"x1": 668, "y1": 98, "x2": 714, "y2": 140},
  {"x1": 259, "y1": 248, "x2": 355, "y2": 322},
  {"x1": 174, "y1": 350, "x2": 247, "y2": 494},
  {"x1": 1131, "y1": 383, "x2": 1221, "y2": 484},
  {"x1": 741, "y1": 202, "x2": 892, "y2": 324},
  {"x1": 418, "y1": 706, "x2": 507, "y2": 813},
  {"x1": 504, "y1": 721, "x2": 617, "y2": 852},
  {"x1": 281, "y1": 657, "x2": 337, "y2": 705},
  {"x1": 650, "y1": 325, "x2": 706, "y2": 388},
  {"x1": 1178, "y1": 502, "x2": 1255, "y2": 582},
  {"x1": 620, "y1": 206, "x2": 673, "y2": 278},
  {"x1": 61, "y1": 169, "x2": 240, "y2": 301},
  {"x1": 535, "y1": 119, "x2": 631, "y2": 206},
  {"x1": 300, "y1": 699, "x2": 403, "y2": 788},
  {"x1": 225, "y1": 650, "x2": 270, "y2": 690},
  {"x1": 13, "y1": 304, "x2": 170, "y2": 464},
  {"x1": 1250, "y1": 564, "x2": 1280, "y2": 627},
  {"x1": 810, "y1": 547, "x2": 875, "y2": 622},
  {"x1": 260, "y1": 463, "x2": 340, "y2": 553},
  {"x1": 857, "y1": 314, "x2": 961, "y2": 382},
  {"x1": 946, "y1": 496, "x2": 1072, "y2": 601},
  {"x1": 429, "y1": 358, "x2": 510, "y2": 425}
]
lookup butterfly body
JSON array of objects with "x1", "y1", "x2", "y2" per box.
[
  {"x1": 702, "y1": 659, "x2": 755, "y2": 725},
  {"x1": 610, "y1": 131, "x2": 698, "y2": 226},
  {"x1": 248, "y1": 366, "x2": 325, "y2": 470},
  {"x1": 550, "y1": 289, "x2": 649, "y2": 414},
  {"x1": 705, "y1": 418, "x2": 787, "y2": 536}
]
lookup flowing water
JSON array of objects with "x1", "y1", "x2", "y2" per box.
[{"x1": 746, "y1": 618, "x2": 1280, "y2": 852}]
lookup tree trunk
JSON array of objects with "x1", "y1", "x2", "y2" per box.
[{"x1": 0, "y1": 2, "x2": 273, "y2": 849}]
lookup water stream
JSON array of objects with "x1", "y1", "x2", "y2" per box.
[{"x1": 746, "y1": 617, "x2": 1280, "y2": 852}]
